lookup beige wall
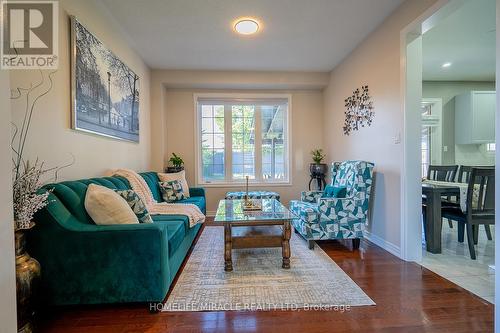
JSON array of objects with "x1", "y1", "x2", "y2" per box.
[
  {"x1": 150, "y1": 70, "x2": 330, "y2": 171},
  {"x1": 9, "y1": 0, "x2": 152, "y2": 181},
  {"x1": 151, "y1": 70, "x2": 329, "y2": 214},
  {"x1": 0, "y1": 71, "x2": 17, "y2": 333},
  {"x1": 164, "y1": 88, "x2": 324, "y2": 213},
  {"x1": 322, "y1": 0, "x2": 438, "y2": 249},
  {"x1": 422, "y1": 81, "x2": 496, "y2": 165}
]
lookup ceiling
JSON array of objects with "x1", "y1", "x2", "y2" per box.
[
  {"x1": 101, "y1": 0, "x2": 403, "y2": 71},
  {"x1": 422, "y1": 0, "x2": 496, "y2": 81}
]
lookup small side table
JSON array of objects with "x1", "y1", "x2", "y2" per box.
[
  {"x1": 308, "y1": 175, "x2": 326, "y2": 191},
  {"x1": 308, "y1": 163, "x2": 328, "y2": 191}
]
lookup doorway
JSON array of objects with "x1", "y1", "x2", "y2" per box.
[{"x1": 401, "y1": 0, "x2": 497, "y2": 303}]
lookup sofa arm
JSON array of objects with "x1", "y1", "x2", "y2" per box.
[
  {"x1": 30, "y1": 212, "x2": 170, "y2": 305},
  {"x1": 189, "y1": 187, "x2": 205, "y2": 198},
  {"x1": 290, "y1": 200, "x2": 320, "y2": 224},
  {"x1": 300, "y1": 191, "x2": 323, "y2": 203}
]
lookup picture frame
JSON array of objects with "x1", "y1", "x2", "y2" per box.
[{"x1": 70, "y1": 16, "x2": 140, "y2": 142}]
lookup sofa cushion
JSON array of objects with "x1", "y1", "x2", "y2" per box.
[
  {"x1": 43, "y1": 177, "x2": 131, "y2": 225},
  {"x1": 139, "y1": 172, "x2": 163, "y2": 203},
  {"x1": 159, "y1": 180, "x2": 187, "y2": 202},
  {"x1": 166, "y1": 222, "x2": 186, "y2": 257},
  {"x1": 158, "y1": 171, "x2": 190, "y2": 198},
  {"x1": 151, "y1": 217, "x2": 186, "y2": 256},
  {"x1": 177, "y1": 196, "x2": 206, "y2": 213},
  {"x1": 115, "y1": 189, "x2": 153, "y2": 223},
  {"x1": 84, "y1": 184, "x2": 139, "y2": 225}
]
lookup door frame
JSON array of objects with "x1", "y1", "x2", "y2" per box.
[{"x1": 399, "y1": 0, "x2": 467, "y2": 262}]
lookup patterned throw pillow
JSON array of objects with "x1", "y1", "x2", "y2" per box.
[
  {"x1": 159, "y1": 180, "x2": 186, "y2": 202},
  {"x1": 158, "y1": 170, "x2": 190, "y2": 198},
  {"x1": 115, "y1": 190, "x2": 153, "y2": 223}
]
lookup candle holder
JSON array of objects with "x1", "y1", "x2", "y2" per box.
[{"x1": 243, "y1": 176, "x2": 262, "y2": 211}]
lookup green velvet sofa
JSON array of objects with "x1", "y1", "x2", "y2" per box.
[{"x1": 29, "y1": 172, "x2": 205, "y2": 306}]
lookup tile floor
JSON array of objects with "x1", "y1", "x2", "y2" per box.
[{"x1": 421, "y1": 221, "x2": 495, "y2": 303}]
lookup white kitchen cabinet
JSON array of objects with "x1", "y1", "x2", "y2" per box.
[{"x1": 455, "y1": 91, "x2": 496, "y2": 144}]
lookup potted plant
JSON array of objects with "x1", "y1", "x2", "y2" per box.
[
  {"x1": 309, "y1": 149, "x2": 328, "y2": 176},
  {"x1": 12, "y1": 160, "x2": 51, "y2": 333},
  {"x1": 166, "y1": 153, "x2": 185, "y2": 173}
]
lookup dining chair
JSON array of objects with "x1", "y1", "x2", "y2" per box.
[
  {"x1": 424, "y1": 165, "x2": 459, "y2": 228},
  {"x1": 456, "y1": 165, "x2": 473, "y2": 183},
  {"x1": 442, "y1": 167, "x2": 495, "y2": 260},
  {"x1": 427, "y1": 165, "x2": 459, "y2": 182},
  {"x1": 449, "y1": 165, "x2": 494, "y2": 241}
]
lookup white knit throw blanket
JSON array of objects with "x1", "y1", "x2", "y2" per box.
[{"x1": 112, "y1": 169, "x2": 205, "y2": 228}]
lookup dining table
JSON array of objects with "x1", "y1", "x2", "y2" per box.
[{"x1": 422, "y1": 180, "x2": 464, "y2": 254}]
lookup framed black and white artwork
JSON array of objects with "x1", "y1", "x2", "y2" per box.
[{"x1": 70, "y1": 16, "x2": 140, "y2": 142}]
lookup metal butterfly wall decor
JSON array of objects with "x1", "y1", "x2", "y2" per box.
[{"x1": 343, "y1": 85, "x2": 374, "y2": 135}]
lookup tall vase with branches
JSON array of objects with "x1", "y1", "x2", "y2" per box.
[{"x1": 10, "y1": 69, "x2": 72, "y2": 333}]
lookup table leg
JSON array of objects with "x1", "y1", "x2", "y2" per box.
[
  {"x1": 224, "y1": 224, "x2": 233, "y2": 272},
  {"x1": 282, "y1": 221, "x2": 291, "y2": 269},
  {"x1": 425, "y1": 191, "x2": 443, "y2": 254}
]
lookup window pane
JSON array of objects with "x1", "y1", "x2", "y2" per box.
[
  {"x1": 231, "y1": 106, "x2": 255, "y2": 179},
  {"x1": 214, "y1": 117, "x2": 224, "y2": 133},
  {"x1": 232, "y1": 150, "x2": 243, "y2": 164},
  {"x1": 232, "y1": 105, "x2": 243, "y2": 117},
  {"x1": 213, "y1": 133, "x2": 224, "y2": 149},
  {"x1": 243, "y1": 105, "x2": 254, "y2": 118},
  {"x1": 262, "y1": 146, "x2": 272, "y2": 164},
  {"x1": 261, "y1": 104, "x2": 286, "y2": 180},
  {"x1": 214, "y1": 105, "x2": 224, "y2": 117},
  {"x1": 201, "y1": 104, "x2": 224, "y2": 182},
  {"x1": 232, "y1": 165, "x2": 244, "y2": 179},
  {"x1": 213, "y1": 149, "x2": 224, "y2": 165},
  {"x1": 201, "y1": 117, "x2": 213, "y2": 133},
  {"x1": 232, "y1": 164, "x2": 255, "y2": 179},
  {"x1": 201, "y1": 134, "x2": 213, "y2": 148},
  {"x1": 201, "y1": 105, "x2": 212, "y2": 118},
  {"x1": 275, "y1": 163, "x2": 285, "y2": 180},
  {"x1": 262, "y1": 163, "x2": 272, "y2": 179}
]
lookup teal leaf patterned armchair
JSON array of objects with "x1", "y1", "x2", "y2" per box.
[{"x1": 289, "y1": 160, "x2": 374, "y2": 249}]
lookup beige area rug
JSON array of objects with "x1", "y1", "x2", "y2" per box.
[{"x1": 163, "y1": 226, "x2": 375, "y2": 311}]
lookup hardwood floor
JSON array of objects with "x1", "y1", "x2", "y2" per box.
[{"x1": 38, "y1": 220, "x2": 493, "y2": 333}]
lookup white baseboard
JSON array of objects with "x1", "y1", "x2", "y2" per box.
[{"x1": 363, "y1": 231, "x2": 401, "y2": 258}]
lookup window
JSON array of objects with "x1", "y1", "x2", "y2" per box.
[
  {"x1": 421, "y1": 103, "x2": 432, "y2": 177},
  {"x1": 196, "y1": 95, "x2": 290, "y2": 185},
  {"x1": 486, "y1": 143, "x2": 496, "y2": 152}
]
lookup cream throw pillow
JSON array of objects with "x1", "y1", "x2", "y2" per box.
[
  {"x1": 158, "y1": 170, "x2": 190, "y2": 198},
  {"x1": 85, "y1": 184, "x2": 139, "y2": 225}
]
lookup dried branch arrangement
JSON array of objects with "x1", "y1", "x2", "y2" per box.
[{"x1": 11, "y1": 70, "x2": 73, "y2": 230}]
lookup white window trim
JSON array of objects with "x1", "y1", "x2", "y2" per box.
[{"x1": 193, "y1": 93, "x2": 292, "y2": 187}]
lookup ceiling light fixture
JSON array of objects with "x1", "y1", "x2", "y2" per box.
[
  {"x1": 234, "y1": 18, "x2": 260, "y2": 35},
  {"x1": 442, "y1": 62, "x2": 452, "y2": 68}
]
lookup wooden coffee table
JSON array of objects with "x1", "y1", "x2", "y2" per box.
[{"x1": 214, "y1": 199, "x2": 294, "y2": 272}]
